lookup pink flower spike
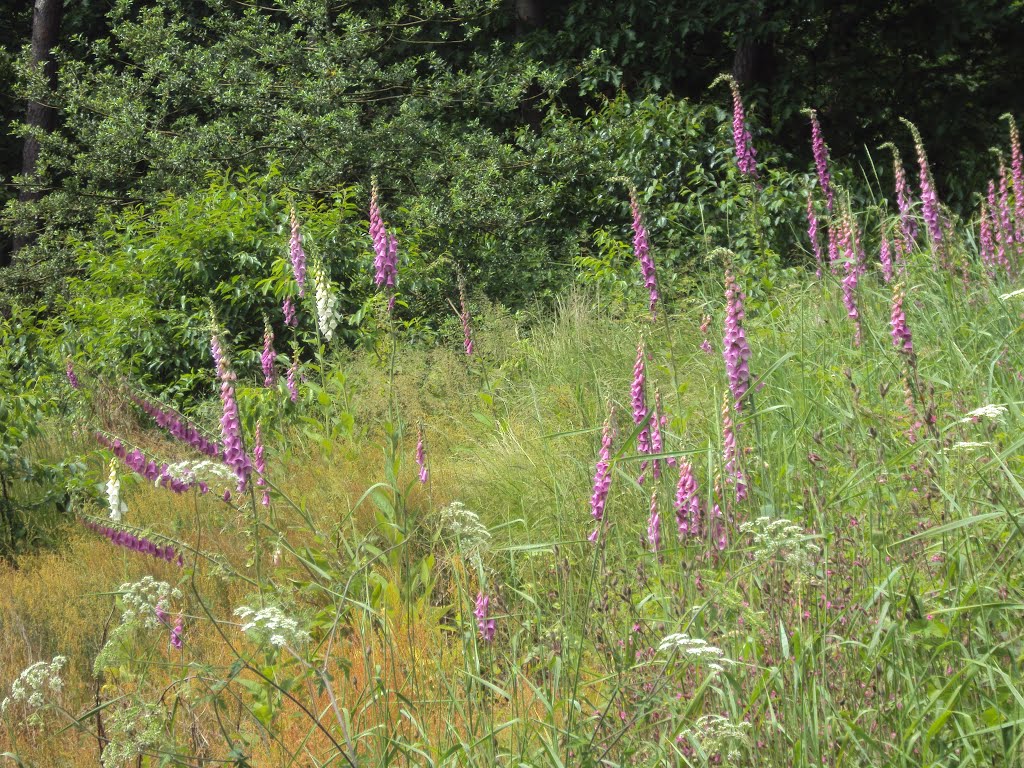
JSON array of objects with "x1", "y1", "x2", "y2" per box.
[
  {"x1": 589, "y1": 408, "x2": 614, "y2": 535},
  {"x1": 674, "y1": 460, "x2": 701, "y2": 538},
  {"x1": 807, "y1": 110, "x2": 833, "y2": 211},
  {"x1": 646, "y1": 491, "x2": 660, "y2": 553},
  {"x1": 629, "y1": 188, "x2": 659, "y2": 317},
  {"x1": 722, "y1": 271, "x2": 752, "y2": 412},
  {"x1": 415, "y1": 424, "x2": 429, "y2": 484},
  {"x1": 289, "y1": 209, "x2": 307, "y2": 297},
  {"x1": 283, "y1": 297, "x2": 297, "y2": 327},
  {"x1": 475, "y1": 592, "x2": 496, "y2": 643}
]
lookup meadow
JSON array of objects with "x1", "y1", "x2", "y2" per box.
[{"x1": 2, "y1": 89, "x2": 1024, "y2": 768}]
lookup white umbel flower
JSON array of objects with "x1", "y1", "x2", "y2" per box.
[{"x1": 960, "y1": 404, "x2": 1008, "y2": 423}]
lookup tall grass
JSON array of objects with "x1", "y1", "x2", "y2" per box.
[{"x1": 4, "y1": 151, "x2": 1024, "y2": 767}]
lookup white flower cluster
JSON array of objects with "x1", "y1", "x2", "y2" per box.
[
  {"x1": 658, "y1": 634, "x2": 732, "y2": 673},
  {"x1": 740, "y1": 516, "x2": 820, "y2": 573},
  {"x1": 1, "y1": 656, "x2": 67, "y2": 716},
  {"x1": 234, "y1": 605, "x2": 310, "y2": 648},
  {"x1": 440, "y1": 501, "x2": 490, "y2": 552},
  {"x1": 680, "y1": 714, "x2": 752, "y2": 762},
  {"x1": 118, "y1": 577, "x2": 181, "y2": 629},
  {"x1": 101, "y1": 703, "x2": 167, "y2": 765},
  {"x1": 312, "y1": 259, "x2": 341, "y2": 342},
  {"x1": 961, "y1": 404, "x2": 1008, "y2": 423},
  {"x1": 106, "y1": 459, "x2": 126, "y2": 522},
  {"x1": 164, "y1": 459, "x2": 235, "y2": 485},
  {"x1": 946, "y1": 441, "x2": 992, "y2": 452}
]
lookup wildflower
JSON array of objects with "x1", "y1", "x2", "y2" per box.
[
  {"x1": 289, "y1": 208, "x2": 307, "y2": 297},
  {"x1": 715, "y1": 75, "x2": 757, "y2": 178},
  {"x1": 879, "y1": 234, "x2": 893, "y2": 283},
  {"x1": 65, "y1": 358, "x2": 80, "y2": 389},
  {"x1": 827, "y1": 223, "x2": 840, "y2": 275},
  {"x1": 657, "y1": 634, "x2": 731, "y2": 674},
  {"x1": 806, "y1": 109, "x2": 833, "y2": 211},
  {"x1": 979, "y1": 197, "x2": 995, "y2": 276},
  {"x1": 902, "y1": 119, "x2": 942, "y2": 249},
  {"x1": 1005, "y1": 114, "x2": 1024, "y2": 237},
  {"x1": 629, "y1": 188, "x2": 659, "y2": 316},
  {"x1": 884, "y1": 143, "x2": 918, "y2": 250},
  {"x1": 806, "y1": 192, "x2": 822, "y2": 278},
  {"x1": 842, "y1": 257, "x2": 862, "y2": 346},
  {"x1": 415, "y1": 423, "x2": 428, "y2": 484},
  {"x1": 648, "y1": 389, "x2": 666, "y2": 481},
  {"x1": 211, "y1": 329, "x2": 252, "y2": 492},
  {"x1": 128, "y1": 393, "x2": 221, "y2": 459},
  {"x1": 961, "y1": 404, "x2": 1007, "y2": 422},
  {"x1": 458, "y1": 276, "x2": 474, "y2": 356},
  {"x1": 947, "y1": 441, "x2": 992, "y2": 451},
  {"x1": 287, "y1": 350, "x2": 299, "y2": 403},
  {"x1": 0, "y1": 656, "x2": 67, "y2": 719},
  {"x1": 106, "y1": 459, "x2": 126, "y2": 522},
  {"x1": 674, "y1": 460, "x2": 701, "y2": 538},
  {"x1": 81, "y1": 518, "x2": 183, "y2": 566},
  {"x1": 234, "y1": 605, "x2": 310, "y2": 648},
  {"x1": 311, "y1": 258, "x2": 341, "y2": 342},
  {"x1": 632, "y1": 339, "x2": 652, "y2": 479},
  {"x1": 988, "y1": 180, "x2": 1013, "y2": 277},
  {"x1": 699, "y1": 313, "x2": 713, "y2": 354},
  {"x1": 890, "y1": 284, "x2": 914, "y2": 358},
  {"x1": 369, "y1": 181, "x2": 399, "y2": 311},
  {"x1": 474, "y1": 592, "x2": 496, "y2": 642},
  {"x1": 722, "y1": 271, "x2": 752, "y2": 411},
  {"x1": 253, "y1": 422, "x2": 269, "y2": 507},
  {"x1": 171, "y1": 616, "x2": 183, "y2": 649},
  {"x1": 440, "y1": 501, "x2": 490, "y2": 552},
  {"x1": 721, "y1": 395, "x2": 746, "y2": 502},
  {"x1": 261, "y1": 317, "x2": 276, "y2": 387},
  {"x1": 998, "y1": 160, "x2": 1016, "y2": 272},
  {"x1": 646, "y1": 491, "x2": 660, "y2": 553},
  {"x1": 95, "y1": 433, "x2": 203, "y2": 494},
  {"x1": 589, "y1": 408, "x2": 614, "y2": 542},
  {"x1": 283, "y1": 296, "x2": 297, "y2": 327}
]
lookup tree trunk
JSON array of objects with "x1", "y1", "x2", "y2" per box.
[
  {"x1": 514, "y1": 0, "x2": 544, "y2": 34},
  {"x1": 9, "y1": 0, "x2": 63, "y2": 261}
]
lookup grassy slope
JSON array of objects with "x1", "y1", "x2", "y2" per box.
[{"x1": 2, "y1": 248, "x2": 1024, "y2": 766}]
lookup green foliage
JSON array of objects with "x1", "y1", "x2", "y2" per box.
[
  {"x1": 0, "y1": 307, "x2": 80, "y2": 557},
  {"x1": 65, "y1": 167, "x2": 366, "y2": 398}
]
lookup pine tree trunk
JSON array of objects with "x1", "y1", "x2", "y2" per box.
[{"x1": 9, "y1": 0, "x2": 63, "y2": 260}]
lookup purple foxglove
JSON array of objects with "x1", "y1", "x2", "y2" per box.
[
  {"x1": 807, "y1": 193, "x2": 822, "y2": 278},
  {"x1": 66, "y1": 358, "x2": 80, "y2": 389},
  {"x1": 648, "y1": 389, "x2": 665, "y2": 481},
  {"x1": 632, "y1": 339, "x2": 652, "y2": 479},
  {"x1": 674, "y1": 460, "x2": 700, "y2": 538},
  {"x1": 1006, "y1": 115, "x2": 1024, "y2": 240},
  {"x1": 721, "y1": 394, "x2": 746, "y2": 503},
  {"x1": 370, "y1": 182, "x2": 399, "y2": 309},
  {"x1": 807, "y1": 109, "x2": 834, "y2": 211},
  {"x1": 884, "y1": 143, "x2": 918, "y2": 250},
  {"x1": 415, "y1": 424, "x2": 428, "y2": 484},
  {"x1": 211, "y1": 330, "x2": 252, "y2": 492},
  {"x1": 283, "y1": 296, "x2": 297, "y2": 327},
  {"x1": 722, "y1": 271, "x2": 752, "y2": 412},
  {"x1": 128, "y1": 393, "x2": 221, "y2": 459},
  {"x1": 171, "y1": 616, "x2": 183, "y2": 649},
  {"x1": 289, "y1": 208, "x2": 307, "y2": 297},
  {"x1": 261, "y1": 317, "x2": 276, "y2": 387},
  {"x1": 890, "y1": 284, "x2": 914, "y2": 358},
  {"x1": 699, "y1": 314, "x2": 713, "y2": 354},
  {"x1": 902, "y1": 120, "x2": 942, "y2": 249},
  {"x1": 979, "y1": 197, "x2": 995, "y2": 276},
  {"x1": 589, "y1": 408, "x2": 614, "y2": 542},
  {"x1": 988, "y1": 180, "x2": 1012, "y2": 277},
  {"x1": 998, "y1": 160, "x2": 1016, "y2": 271},
  {"x1": 879, "y1": 234, "x2": 893, "y2": 284},
  {"x1": 287, "y1": 350, "x2": 299, "y2": 403},
  {"x1": 716, "y1": 75, "x2": 757, "y2": 178},
  {"x1": 646, "y1": 491, "x2": 660, "y2": 553},
  {"x1": 629, "y1": 189, "x2": 659, "y2": 316},
  {"x1": 475, "y1": 592, "x2": 496, "y2": 642}
]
